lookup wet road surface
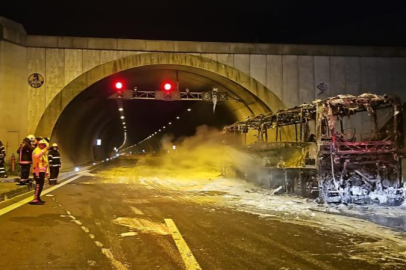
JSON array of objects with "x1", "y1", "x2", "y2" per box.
[{"x1": 0, "y1": 158, "x2": 405, "y2": 270}]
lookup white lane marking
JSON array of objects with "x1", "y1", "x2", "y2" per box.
[
  {"x1": 0, "y1": 175, "x2": 82, "y2": 217},
  {"x1": 164, "y1": 219, "x2": 202, "y2": 270},
  {"x1": 102, "y1": 248, "x2": 128, "y2": 270},
  {"x1": 74, "y1": 220, "x2": 83, "y2": 225},
  {"x1": 120, "y1": 232, "x2": 138, "y2": 237},
  {"x1": 113, "y1": 217, "x2": 169, "y2": 235},
  {"x1": 130, "y1": 206, "x2": 144, "y2": 215},
  {"x1": 87, "y1": 260, "x2": 97, "y2": 267},
  {"x1": 78, "y1": 171, "x2": 96, "y2": 177},
  {"x1": 54, "y1": 199, "x2": 128, "y2": 270}
]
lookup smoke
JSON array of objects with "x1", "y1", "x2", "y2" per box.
[{"x1": 141, "y1": 125, "x2": 260, "y2": 181}]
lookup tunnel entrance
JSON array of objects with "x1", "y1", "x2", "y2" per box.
[{"x1": 36, "y1": 53, "x2": 284, "y2": 169}]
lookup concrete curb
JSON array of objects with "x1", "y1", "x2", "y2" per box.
[
  {"x1": 0, "y1": 178, "x2": 19, "y2": 183},
  {"x1": 0, "y1": 184, "x2": 33, "y2": 202},
  {"x1": 0, "y1": 164, "x2": 99, "y2": 203}
]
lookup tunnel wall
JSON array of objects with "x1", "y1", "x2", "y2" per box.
[{"x1": 51, "y1": 88, "x2": 124, "y2": 168}]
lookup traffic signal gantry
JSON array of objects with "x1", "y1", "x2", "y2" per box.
[{"x1": 110, "y1": 80, "x2": 236, "y2": 113}]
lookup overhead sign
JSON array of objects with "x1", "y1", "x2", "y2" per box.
[{"x1": 28, "y1": 73, "x2": 45, "y2": 88}]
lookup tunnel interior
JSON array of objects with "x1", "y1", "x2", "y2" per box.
[{"x1": 51, "y1": 65, "x2": 271, "y2": 169}]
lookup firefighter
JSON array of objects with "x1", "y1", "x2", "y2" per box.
[
  {"x1": 17, "y1": 138, "x2": 34, "y2": 184},
  {"x1": 48, "y1": 143, "x2": 61, "y2": 185},
  {"x1": 0, "y1": 140, "x2": 6, "y2": 178},
  {"x1": 27, "y1": 134, "x2": 37, "y2": 148},
  {"x1": 30, "y1": 139, "x2": 48, "y2": 205}
]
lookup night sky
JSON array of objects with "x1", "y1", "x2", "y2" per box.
[{"x1": 1, "y1": 0, "x2": 406, "y2": 46}]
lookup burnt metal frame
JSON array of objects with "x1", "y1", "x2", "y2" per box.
[{"x1": 223, "y1": 94, "x2": 403, "y2": 203}]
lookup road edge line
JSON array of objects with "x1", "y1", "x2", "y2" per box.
[
  {"x1": 0, "y1": 175, "x2": 82, "y2": 217},
  {"x1": 164, "y1": 218, "x2": 202, "y2": 270}
]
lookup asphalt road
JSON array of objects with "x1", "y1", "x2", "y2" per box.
[{"x1": 0, "y1": 158, "x2": 405, "y2": 270}]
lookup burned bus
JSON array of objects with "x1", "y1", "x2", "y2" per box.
[{"x1": 223, "y1": 94, "x2": 404, "y2": 205}]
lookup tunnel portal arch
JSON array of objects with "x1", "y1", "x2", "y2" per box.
[{"x1": 35, "y1": 53, "x2": 286, "y2": 138}]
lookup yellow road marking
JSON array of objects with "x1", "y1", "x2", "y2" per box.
[
  {"x1": 0, "y1": 175, "x2": 82, "y2": 216},
  {"x1": 164, "y1": 218, "x2": 202, "y2": 270}
]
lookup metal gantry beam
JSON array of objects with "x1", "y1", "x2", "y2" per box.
[
  {"x1": 109, "y1": 89, "x2": 231, "y2": 102},
  {"x1": 131, "y1": 90, "x2": 206, "y2": 101}
]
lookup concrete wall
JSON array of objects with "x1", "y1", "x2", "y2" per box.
[
  {"x1": 24, "y1": 48, "x2": 406, "y2": 113},
  {"x1": 0, "y1": 41, "x2": 28, "y2": 159}
]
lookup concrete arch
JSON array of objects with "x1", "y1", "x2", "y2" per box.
[{"x1": 35, "y1": 53, "x2": 285, "y2": 137}]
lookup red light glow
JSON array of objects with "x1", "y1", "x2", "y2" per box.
[
  {"x1": 164, "y1": 83, "x2": 172, "y2": 91},
  {"x1": 115, "y1": 82, "x2": 123, "y2": 89}
]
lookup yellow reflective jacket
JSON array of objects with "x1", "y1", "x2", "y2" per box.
[{"x1": 32, "y1": 146, "x2": 48, "y2": 176}]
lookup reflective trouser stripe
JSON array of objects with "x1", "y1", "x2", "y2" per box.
[{"x1": 34, "y1": 184, "x2": 40, "y2": 200}]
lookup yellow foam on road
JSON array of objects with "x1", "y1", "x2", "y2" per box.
[{"x1": 165, "y1": 218, "x2": 202, "y2": 270}]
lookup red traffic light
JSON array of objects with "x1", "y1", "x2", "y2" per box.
[
  {"x1": 115, "y1": 82, "x2": 123, "y2": 90},
  {"x1": 163, "y1": 83, "x2": 172, "y2": 91}
]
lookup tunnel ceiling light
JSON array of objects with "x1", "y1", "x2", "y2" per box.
[
  {"x1": 159, "y1": 129, "x2": 161, "y2": 132},
  {"x1": 74, "y1": 167, "x2": 80, "y2": 172},
  {"x1": 169, "y1": 122, "x2": 172, "y2": 125},
  {"x1": 155, "y1": 132, "x2": 157, "y2": 134},
  {"x1": 118, "y1": 108, "x2": 123, "y2": 111},
  {"x1": 163, "y1": 126, "x2": 166, "y2": 129},
  {"x1": 121, "y1": 116, "x2": 125, "y2": 119},
  {"x1": 123, "y1": 122, "x2": 126, "y2": 125},
  {"x1": 187, "y1": 108, "x2": 191, "y2": 112},
  {"x1": 176, "y1": 117, "x2": 180, "y2": 119}
]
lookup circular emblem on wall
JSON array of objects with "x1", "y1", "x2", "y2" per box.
[
  {"x1": 28, "y1": 73, "x2": 45, "y2": 88},
  {"x1": 316, "y1": 81, "x2": 329, "y2": 94}
]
